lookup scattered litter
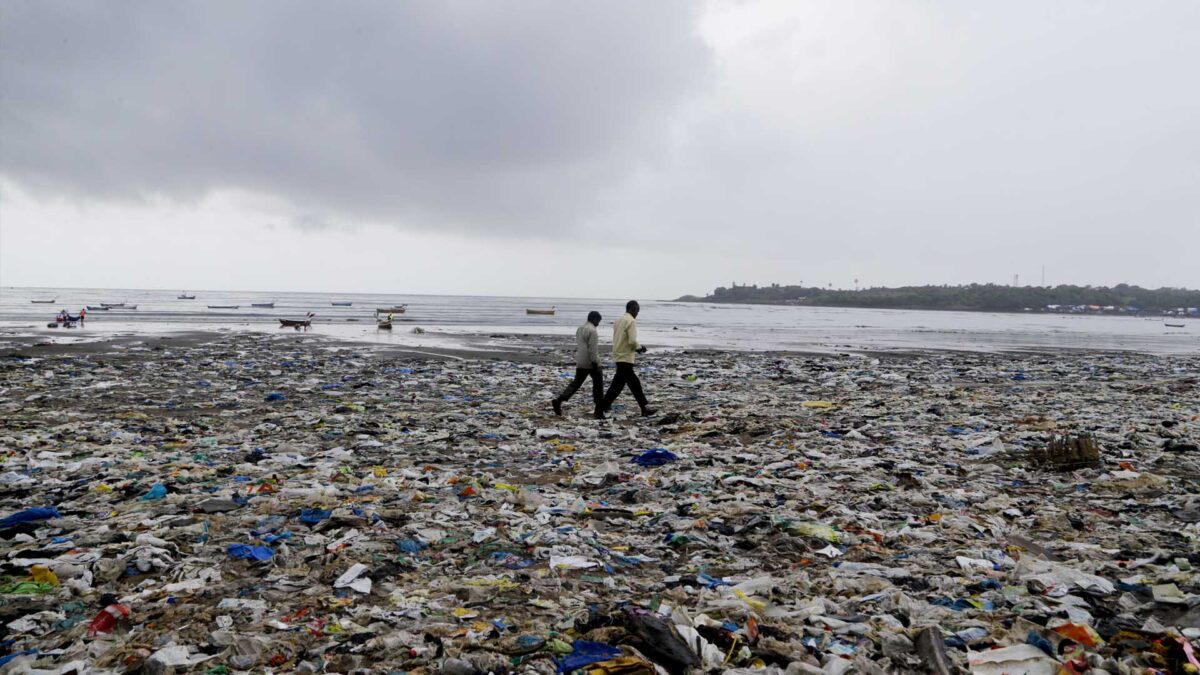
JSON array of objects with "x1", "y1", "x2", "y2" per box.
[{"x1": 0, "y1": 333, "x2": 1195, "y2": 672}]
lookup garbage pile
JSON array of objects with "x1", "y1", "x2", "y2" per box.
[{"x1": 1, "y1": 333, "x2": 1198, "y2": 674}]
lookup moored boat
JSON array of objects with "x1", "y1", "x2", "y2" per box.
[
  {"x1": 526, "y1": 307, "x2": 556, "y2": 315},
  {"x1": 30, "y1": 299, "x2": 57, "y2": 304},
  {"x1": 207, "y1": 305, "x2": 239, "y2": 309},
  {"x1": 85, "y1": 306, "x2": 111, "y2": 311},
  {"x1": 375, "y1": 306, "x2": 407, "y2": 314},
  {"x1": 177, "y1": 293, "x2": 196, "y2": 299},
  {"x1": 251, "y1": 302, "x2": 275, "y2": 308},
  {"x1": 279, "y1": 312, "x2": 315, "y2": 328},
  {"x1": 100, "y1": 303, "x2": 126, "y2": 308},
  {"x1": 331, "y1": 301, "x2": 353, "y2": 307},
  {"x1": 1164, "y1": 322, "x2": 1186, "y2": 328}
]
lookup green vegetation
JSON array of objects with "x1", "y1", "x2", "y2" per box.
[{"x1": 676, "y1": 283, "x2": 1200, "y2": 313}]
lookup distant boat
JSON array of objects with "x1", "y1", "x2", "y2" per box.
[
  {"x1": 280, "y1": 312, "x2": 315, "y2": 328},
  {"x1": 1165, "y1": 322, "x2": 1186, "y2": 328},
  {"x1": 109, "y1": 305, "x2": 138, "y2": 310},
  {"x1": 251, "y1": 302, "x2": 275, "y2": 308},
  {"x1": 100, "y1": 303, "x2": 126, "y2": 308},
  {"x1": 85, "y1": 306, "x2": 111, "y2": 311},
  {"x1": 30, "y1": 298, "x2": 57, "y2": 304},
  {"x1": 331, "y1": 301, "x2": 353, "y2": 307},
  {"x1": 526, "y1": 307, "x2": 556, "y2": 316},
  {"x1": 177, "y1": 293, "x2": 196, "y2": 300},
  {"x1": 207, "y1": 304, "x2": 239, "y2": 309},
  {"x1": 375, "y1": 306, "x2": 407, "y2": 314}
]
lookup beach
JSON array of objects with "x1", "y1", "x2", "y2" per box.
[{"x1": 1, "y1": 329, "x2": 1198, "y2": 672}]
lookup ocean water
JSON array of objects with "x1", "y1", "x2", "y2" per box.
[{"x1": 1, "y1": 286, "x2": 1196, "y2": 354}]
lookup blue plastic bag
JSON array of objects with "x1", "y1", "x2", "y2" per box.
[
  {"x1": 556, "y1": 640, "x2": 622, "y2": 674},
  {"x1": 0, "y1": 507, "x2": 61, "y2": 530},
  {"x1": 397, "y1": 538, "x2": 428, "y2": 554},
  {"x1": 226, "y1": 544, "x2": 274, "y2": 561},
  {"x1": 631, "y1": 448, "x2": 678, "y2": 467},
  {"x1": 141, "y1": 483, "x2": 167, "y2": 501},
  {"x1": 299, "y1": 508, "x2": 332, "y2": 524}
]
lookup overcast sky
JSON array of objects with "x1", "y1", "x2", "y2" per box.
[{"x1": 2, "y1": 1, "x2": 1197, "y2": 298}]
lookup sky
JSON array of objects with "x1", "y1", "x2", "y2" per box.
[{"x1": 2, "y1": 1, "x2": 1198, "y2": 298}]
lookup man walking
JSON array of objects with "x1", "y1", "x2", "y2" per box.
[
  {"x1": 552, "y1": 311, "x2": 604, "y2": 416},
  {"x1": 598, "y1": 300, "x2": 655, "y2": 419}
]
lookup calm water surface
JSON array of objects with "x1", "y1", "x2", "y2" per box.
[{"x1": 1, "y1": 286, "x2": 1195, "y2": 355}]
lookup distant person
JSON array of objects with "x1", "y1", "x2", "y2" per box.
[
  {"x1": 552, "y1": 311, "x2": 604, "y2": 416},
  {"x1": 598, "y1": 300, "x2": 654, "y2": 419},
  {"x1": 79, "y1": 308, "x2": 86, "y2": 324}
]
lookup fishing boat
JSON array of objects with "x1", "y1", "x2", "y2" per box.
[
  {"x1": 526, "y1": 307, "x2": 556, "y2": 316},
  {"x1": 85, "y1": 306, "x2": 111, "y2": 311},
  {"x1": 251, "y1": 302, "x2": 275, "y2": 308},
  {"x1": 177, "y1": 293, "x2": 196, "y2": 300},
  {"x1": 100, "y1": 303, "x2": 126, "y2": 308},
  {"x1": 207, "y1": 304, "x2": 239, "y2": 309},
  {"x1": 375, "y1": 306, "x2": 407, "y2": 314},
  {"x1": 377, "y1": 320, "x2": 393, "y2": 330},
  {"x1": 279, "y1": 312, "x2": 315, "y2": 328},
  {"x1": 331, "y1": 301, "x2": 353, "y2": 307},
  {"x1": 30, "y1": 299, "x2": 57, "y2": 304},
  {"x1": 1165, "y1": 322, "x2": 1186, "y2": 328}
]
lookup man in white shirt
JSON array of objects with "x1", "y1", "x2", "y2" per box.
[
  {"x1": 552, "y1": 311, "x2": 604, "y2": 416},
  {"x1": 598, "y1": 300, "x2": 655, "y2": 419}
]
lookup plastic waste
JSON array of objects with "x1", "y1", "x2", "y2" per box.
[
  {"x1": 0, "y1": 506, "x2": 61, "y2": 529},
  {"x1": 226, "y1": 544, "x2": 274, "y2": 561},
  {"x1": 0, "y1": 326, "x2": 1194, "y2": 673},
  {"x1": 557, "y1": 641, "x2": 623, "y2": 674},
  {"x1": 87, "y1": 604, "x2": 131, "y2": 636},
  {"x1": 141, "y1": 482, "x2": 168, "y2": 500},
  {"x1": 631, "y1": 448, "x2": 678, "y2": 466}
]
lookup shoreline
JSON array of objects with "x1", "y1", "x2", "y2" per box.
[{"x1": 2, "y1": 322, "x2": 1195, "y2": 363}]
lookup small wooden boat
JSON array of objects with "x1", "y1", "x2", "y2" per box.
[
  {"x1": 100, "y1": 303, "x2": 126, "y2": 308},
  {"x1": 177, "y1": 293, "x2": 196, "y2": 299},
  {"x1": 251, "y1": 302, "x2": 275, "y2": 308},
  {"x1": 85, "y1": 306, "x2": 111, "y2": 311},
  {"x1": 375, "y1": 306, "x2": 407, "y2": 314},
  {"x1": 526, "y1": 307, "x2": 556, "y2": 316},
  {"x1": 331, "y1": 301, "x2": 353, "y2": 307},
  {"x1": 377, "y1": 320, "x2": 393, "y2": 329},
  {"x1": 280, "y1": 312, "x2": 315, "y2": 328},
  {"x1": 1164, "y1": 322, "x2": 1186, "y2": 328},
  {"x1": 31, "y1": 299, "x2": 57, "y2": 304},
  {"x1": 207, "y1": 305, "x2": 239, "y2": 309}
]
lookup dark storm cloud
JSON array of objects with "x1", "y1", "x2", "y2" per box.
[{"x1": 0, "y1": 1, "x2": 711, "y2": 233}]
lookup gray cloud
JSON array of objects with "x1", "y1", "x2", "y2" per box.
[
  {"x1": 1, "y1": 1, "x2": 712, "y2": 234},
  {"x1": 2, "y1": 1, "x2": 1198, "y2": 293}
]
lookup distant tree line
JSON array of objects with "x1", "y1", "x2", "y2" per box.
[{"x1": 675, "y1": 283, "x2": 1200, "y2": 312}]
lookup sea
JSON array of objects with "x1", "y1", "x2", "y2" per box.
[{"x1": 1, "y1": 286, "x2": 1195, "y2": 355}]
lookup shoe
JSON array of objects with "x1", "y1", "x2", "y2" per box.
[
  {"x1": 640, "y1": 407, "x2": 657, "y2": 417},
  {"x1": 552, "y1": 399, "x2": 562, "y2": 416},
  {"x1": 593, "y1": 410, "x2": 606, "y2": 420}
]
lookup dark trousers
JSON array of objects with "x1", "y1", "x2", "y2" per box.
[
  {"x1": 601, "y1": 362, "x2": 648, "y2": 410},
  {"x1": 556, "y1": 366, "x2": 604, "y2": 406}
]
